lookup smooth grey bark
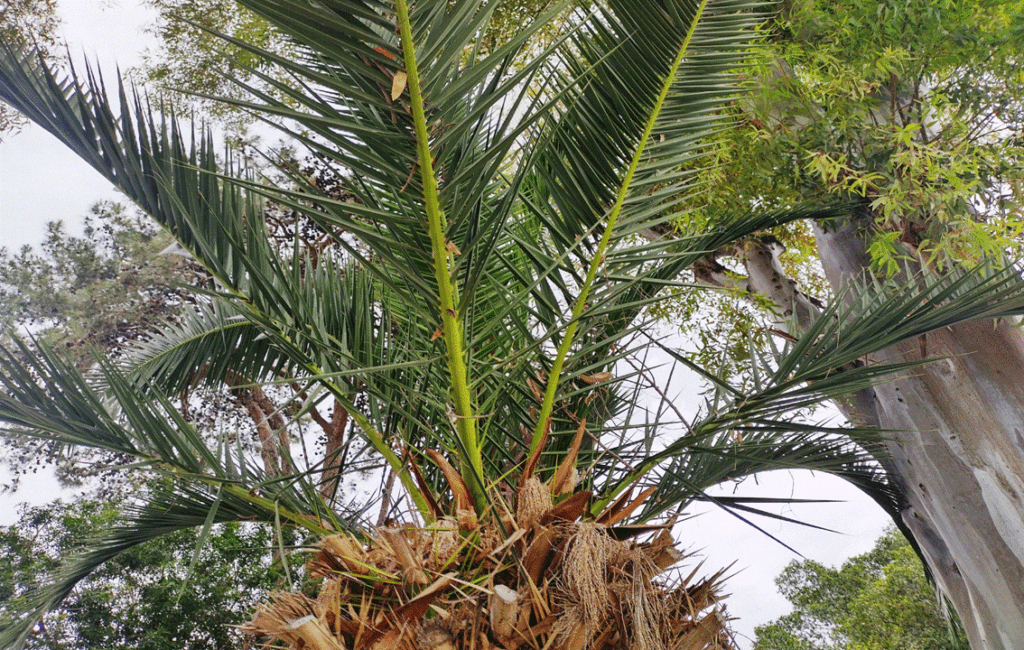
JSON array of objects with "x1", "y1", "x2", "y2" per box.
[
  {"x1": 690, "y1": 218, "x2": 1024, "y2": 648},
  {"x1": 691, "y1": 237, "x2": 823, "y2": 331},
  {"x1": 812, "y1": 215, "x2": 1024, "y2": 650}
]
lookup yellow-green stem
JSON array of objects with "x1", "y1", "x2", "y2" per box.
[
  {"x1": 395, "y1": 0, "x2": 486, "y2": 514},
  {"x1": 528, "y1": 0, "x2": 709, "y2": 461},
  {"x1": 589, "y1": 458, "x2": 659, "y2": 517}
]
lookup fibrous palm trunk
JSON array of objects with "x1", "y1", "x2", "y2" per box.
[{"x1": 246, "y1": 478, "x2": 735, "y2": 650}]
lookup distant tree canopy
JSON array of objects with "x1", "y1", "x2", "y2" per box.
[
  {"x1": 0, "y1": 0, "x2": 59, "y2": 54},
  {"x1": 0, "y1": 202, "x2": 188, "y2": 365},
  {"x1": 0, "y1": 203, "x2": 194, "y2": 490},
  {"x1": 0, "y1": 201, "x2": 372, "y2": 496},
  {"x1": 0, "y1": 499, "x2": 300, "y2": 650},
  {"x1": 754, "y1": 527, "x2": 968, "y2": 650}
]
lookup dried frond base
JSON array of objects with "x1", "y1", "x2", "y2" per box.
[{"x1": 245, "y1": 495, "x2": 734, "y2": 650}]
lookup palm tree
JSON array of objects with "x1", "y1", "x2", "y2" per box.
[{"x1": 3, "y1": 1, "x2": 1024, "y2": 648}]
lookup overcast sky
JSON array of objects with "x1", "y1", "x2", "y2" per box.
[
  {"x1": 0, "y1": 2, "x2": 894, "y2": 647},
  {"x1": 0, "y1": 0, "x2": 157, "y2": 251}
]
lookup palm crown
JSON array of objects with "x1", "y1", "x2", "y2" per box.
[{"x1": 3, "y1": 0, "x2": 1024, "y2": 648}]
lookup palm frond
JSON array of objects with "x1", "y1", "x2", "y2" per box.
[
  {"x1": 530, "y1": 0, "x2": 766, "y2": 252},
  {"x1": 0, "y1": 42, "x2": 265, "y2": 294},
  {"x1": 598, "y1": 261, "x2": 1024, "y2": 523}
]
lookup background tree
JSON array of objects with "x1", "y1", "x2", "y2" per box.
[
  {"x1": 0, "y1": 202, "x2": 365, "y2": 495},
  {"x1": 138, "y1": 0, "x2": 296, "y2": 134},
  {"x1": 664, "y1": 0, "x2": 1024, "y2": 645},
  {"x1": 754, "y1": 527, "x2": 967, "y2": 650},
  {"x1": 0, "y1": 202, "x2": 187, "y2": 491},
  {"x1": 3, "y1": 1, "x2": 1024, "y2": 649},
  {"x1": 0, "y1": 499, "x2": 298, "y2": 650},
  {"x1": 0, "y1": 201, "x2": 187, "y2": 366},
  {"x1": 0, "y1": 0, "x2": 60, "y2": 137}
]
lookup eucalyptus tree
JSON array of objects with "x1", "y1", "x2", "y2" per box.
[
  {"x1": 2, "y1": 1, "x2": 1024, "y2": 648},
  {"x1": 668, "y1": 1, "x2": 1024, "y2": 646}
]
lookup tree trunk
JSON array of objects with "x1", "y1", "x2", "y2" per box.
[
  {"x1": 319, "y1": 399, "x2": 350, "y2": 501},
  {"x1": 814, "y1": 215, "x2": 1024, "y2": 649}
]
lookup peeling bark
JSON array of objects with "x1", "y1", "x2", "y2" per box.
[
  {"x1": 226, "y1": 372, "x2": 292, "y2": 477},
  {"x1": 692, "y1": 237, "x2": 822, "y2": 334},
  {"x1": 251, "y1": 386, "x2": 292, "y2": 476},
  {"x1": 814, "y1": 215, "x2": 1024, "y2": 650}
]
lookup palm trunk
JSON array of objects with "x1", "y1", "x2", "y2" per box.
[{"x1": 813, "y1": 215, "x2": 1024, "y2": 649}]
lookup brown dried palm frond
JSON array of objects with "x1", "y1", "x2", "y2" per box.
[{"x1": 244, "y1": 482, "x2": 735, "y2": 650}]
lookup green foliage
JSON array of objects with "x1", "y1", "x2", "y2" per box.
[
  {"x1": 138, "y1": 0, "x2": 557, "y2": 134},
  {"x1": 754, "y1": 527, "x2": 968, "y2": 650},
  {"x1": 779, "y1": 0, "x2": 1018, "y2": 254},
  {"x1": 139, "y1": 0, "x2": 296, "y2": 133},
  {"x1": 759, "y1": 0, "x2": 1023, "y2": 263},
  {"x1": 0, "y1": 0, "x2": 59, "y2": 54},
  {"x1": 0, "y1": 202, "x2": 189, "y2": 367},
  {"x1": 663, "y1": 0, "x2": 1024, "y2": 380},
  {"x1": 473, "y1": 0, "x2": 558, "y2": 55},
  {"x1": 0, "y1": 498, "x2": 297, "y2": 650},
  {"x1": 0, "y1": 0, "x2": 60, "y2": 136}
]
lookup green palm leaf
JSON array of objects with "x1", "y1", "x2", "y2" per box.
[{"x1": 598, "y1": 262, "x2": 1024, "y2": 523}]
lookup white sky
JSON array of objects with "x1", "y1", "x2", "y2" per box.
[
  {"x1": 0, "y1": 0, "x2": 157, "y2": 250},
  {"x1": 0, "y1": 2, "x2": 893, "y2": 647}
]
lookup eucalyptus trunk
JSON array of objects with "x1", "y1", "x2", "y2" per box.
[{"x1": 813, "y1": 214, "x2": 1024, "y2": 650}]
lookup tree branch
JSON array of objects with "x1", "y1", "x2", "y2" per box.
[{"x1": 319, "y1": 397, "x2": 350, "y2": 500}]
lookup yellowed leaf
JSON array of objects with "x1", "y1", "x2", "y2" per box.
[
  {"x1": 425, "y1": 449, "x2": 477, "y2": 530},
  {"x1": 550, "y1": 418, "x2": 586, "y2": 496},
  {"x1": 390, "y1": 70, "x2": 407, "y2": 100},
  {"x1": 580, "y1": 371, "x2": 612, "y2": 384},
  {"x1": 526, "y1": 377, "x2": 542, "y2": 402}
]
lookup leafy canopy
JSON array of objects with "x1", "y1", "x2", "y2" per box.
[
  {"x1": 665, "y1": 0, "x2": 1023, "y2": 377},
  {"x1": 0, "y1": 499, "x2": 298, "y2": 650},
  {"x1": 754, "y1": 527, "x2": 968, "y2": 650}
]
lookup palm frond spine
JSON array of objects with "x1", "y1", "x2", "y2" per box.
[
  {"x1": 531, "y1": 0, "x2": 711, "y2": 459},
  {"x1": 396, "y1": 0, "x2": 484, "y2": 512}
]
